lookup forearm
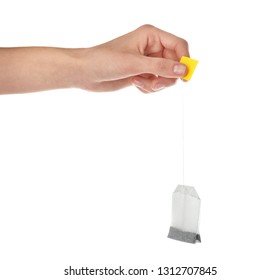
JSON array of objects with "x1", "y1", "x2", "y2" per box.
[{"x1": 0, "y1": 47, "x2": 83, "y2": 94}]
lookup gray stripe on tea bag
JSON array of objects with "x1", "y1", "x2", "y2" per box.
[{"x1": 168, "y1": 227, "x2": 201, "y2": 243}]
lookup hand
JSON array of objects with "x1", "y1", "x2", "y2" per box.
[
  {"x1": 0, "y1": 25, "x2": 189, "y2": 94},
  {"x1": 78, "y1": 25, "x2": 190, "y2": 93}
]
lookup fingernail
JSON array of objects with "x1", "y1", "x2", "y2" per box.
[
  {"x1": 132, "y1": 79, "x2": 144, "y2": 88},
  {"x1": 173, "y1": 64, "x2": 187, "y2": 76},
  {"x1": 152, "y1": 84, "x2": 165, "y2": 91}
]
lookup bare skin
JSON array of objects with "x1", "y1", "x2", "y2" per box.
[{"x1": 0, "y1": 25, "x2": 189, "y2": 94}]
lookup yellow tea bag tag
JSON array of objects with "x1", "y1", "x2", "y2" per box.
[{"x1": 180, "y1": 56, "x2": 199, "y2": 81}]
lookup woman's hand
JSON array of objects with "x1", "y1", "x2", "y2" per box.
[{"x1": 79, "y1": 24, "x2": 189, "y2": 93}]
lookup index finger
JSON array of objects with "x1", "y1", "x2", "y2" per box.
[{"x1": 157, "y1": 28, "x2": 190, "y2": 60}]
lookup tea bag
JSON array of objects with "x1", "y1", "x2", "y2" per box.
[
  {"x1": 168, "y1": 185, "x2": 201, "y2": 243},
  {"x1": 167, "y1": 57, "x2": 200, "y2": 244}
]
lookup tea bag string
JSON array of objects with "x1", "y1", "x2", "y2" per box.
[{"x1": 182, "y1": 90, "x2": 185, "y2": 186}]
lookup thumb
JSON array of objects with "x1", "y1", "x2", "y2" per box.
[{"x1": 136, "y1": 56, "x2": 187, "y2": 78}]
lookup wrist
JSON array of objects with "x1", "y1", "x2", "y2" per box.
[
  {"x1": 70, "y1": 47, "x2": 101, "y2": 91},
  {"x1": 63, "y1": 48, "x2": 88, "y2": 90}
]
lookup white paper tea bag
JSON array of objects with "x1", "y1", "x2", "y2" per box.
[{"x1": 168, "y1": 185, "x2": 201, "y2": 243}]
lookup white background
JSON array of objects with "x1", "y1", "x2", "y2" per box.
[{"x1": 1, "y1": 0, "x2": 280, "y2": 279}]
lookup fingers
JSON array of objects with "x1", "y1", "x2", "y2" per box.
[
  {"x1": 137, "y1": 24, "x2": 190, "y2": 59},
  {"x1": 127, "y1": 26, "x2": 190, "y2": 93},
  {"x1": 131, "y1": 75, "x2": 177, "y2": 93},
  {"x1": 159, "y1": 30, "x2": 190, "y2": 59}
]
